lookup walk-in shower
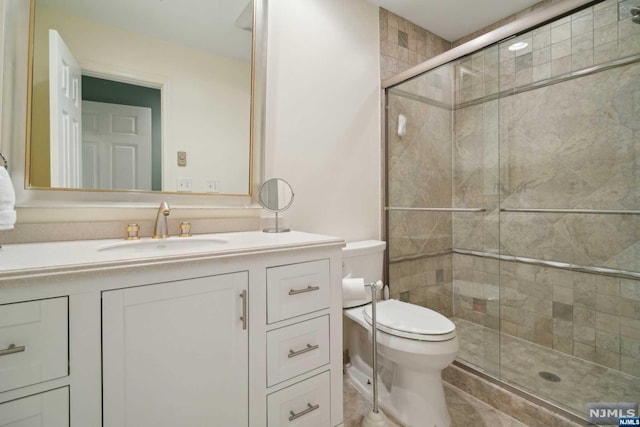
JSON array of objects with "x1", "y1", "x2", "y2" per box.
[{"x1": 384, "y1": 0, "x2": 640, "y2": 421}]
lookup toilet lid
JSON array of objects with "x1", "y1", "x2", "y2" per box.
[{"x1": 363, "y1": 299, "x2": 455, "y2": 339}]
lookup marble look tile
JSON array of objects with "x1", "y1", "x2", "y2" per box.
[
  {"x1": 499, "y1": 214, "x2": 593, "y2": 266},
  {"x1": 454, "y1": 319, "x2": 640, "y2": 420},
  {"x1": 573, "y1": 325, "x2": 596, "y2": 345},
  {"x1": 595, "y1": 347, "x2": 620, "y2": 369},
  {"x1": 553, "y1": 301, "x2": 573, "y2": 321},
  {"x1": 604, "y1": 241, "x2": 640, "y2": 273},
  {"x1": 551, "y1": 22, "x2": 571, "y2": 43},
  {"x1": 595, "y1": 329, "x2": 620, "y2": 352},
  {"x1": 594, "y1": 5, "x2": 618, "y2": 29},
  {"x1": 595, "y1": 311, "x2": 620, "y2": 332},
  {"x1": 551, "y1": 55, "x2": 572, "y2": 75},
  {"x1": 573, "y1": 306, "x2": 596, "y2": 328},
  {"x1": 618, "y1": 33, "x2": 640, "y2": 59},
  {"x1": 620, "y1": 297, "x2": 640, "y2": 320},
  {"x1": 594, "y1": 41, "x2": 618, "y2": 64},
  {"x1": 621, "y1": 279, "x2": 640, "y2": 300},
  {"x1": 620, "y1": 336, "x2": 640, "y2": 359},
  {"x1": 533, "y1": 28, "x2": 551, "y2": 50},
  {"x1": 594, "y1": 22, "x2": 618, "y2": 46},
  {"x1": 571, "y1": 15, "x2": 593, "y2": 37},
  {"x1": 554, "y1": 215, "x2": 640, "y2": 265}
]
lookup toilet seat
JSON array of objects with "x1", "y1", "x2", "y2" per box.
[{"x1": 363, "y1": 299, "x2": 456, "y2": 342}]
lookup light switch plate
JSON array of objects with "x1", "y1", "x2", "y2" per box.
[{"x1": 177, "y1": 151, "x2": 187, "y2": 167}]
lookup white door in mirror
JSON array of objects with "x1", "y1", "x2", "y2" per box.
[
  {"x1": 49, "y1": 30, "x2": 82, "y2": 189},
  {"x1": 82, "y1": 101, "x2": 152, "y2": 190}
]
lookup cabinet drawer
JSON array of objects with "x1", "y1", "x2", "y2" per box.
[
  {"x1": 0, "y1": 298, "x2": 68, "y2": 393},
  {"x1": 267, "y1": 259, "x2": 330, "y2": 323},
  {"x1": 267, "y1": 371, "x2": 330, "y2": 427},
  {"x1": 0, "y1": 387, "x2": 69, "y2": 427},
  {"x1": 267, "y1": 316, "x2": 329, "y2": 386}
]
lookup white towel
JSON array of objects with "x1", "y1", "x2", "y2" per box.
[
  {"x1": 0, "y1": 211, "x2": 16, "y2": 231},
  {"x1": 0, "y1": 167, "x2": 16, "y2": 230}
]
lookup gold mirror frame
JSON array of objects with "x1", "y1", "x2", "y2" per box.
[{"x1": 22, "y1": 0, "x2": 265, "y2": 199}]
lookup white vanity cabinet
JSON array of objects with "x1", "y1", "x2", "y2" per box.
[
  {"x1": 0, "y1": 387, "x2": 69, "y2": 427},
  {"x1": 101, "y1": 272, "x2": 248, "y2": 427},
  {"x1": 0, "y1": 231, "x2": 345, "y2": 427}
]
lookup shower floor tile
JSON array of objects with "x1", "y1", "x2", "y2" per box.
[
  {"x1": 343, "y1": 375, "x2": 526, "y2": 427},
  {"x1": 454, "y1": 317, "x2": 640, "y2": 418}
]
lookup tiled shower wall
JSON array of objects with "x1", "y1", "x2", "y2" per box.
[
  {"x1": 451, "y1": 1, "x2": 640, "y2": 378},
  {"x1": 379, "y1": 9, "x2": 450, "y2": 80},
  {"x1": 455, "y1": 253, "x2": 640, "y2": 377},
  {"x1": 386, "y1": 63, "x2": 454, "y2": 314},
  {"x1": 386, "y1": 0, "x2": 640, "y2": 379}
]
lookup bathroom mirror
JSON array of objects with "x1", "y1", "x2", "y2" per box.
[
  {"x1": 26, "y1": 0, "x2": 254, "y2": 196},
  {"x1": 258, "y1": 178, "x2": 294, "y2": 233}
]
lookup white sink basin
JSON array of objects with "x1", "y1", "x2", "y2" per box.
[{"x1": 97, "y1": 237, "x2": 228, "y2": 254}]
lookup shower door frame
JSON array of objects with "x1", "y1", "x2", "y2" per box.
[{"x1": 380, "y1": 0, "x2": 602, "y2": 424}]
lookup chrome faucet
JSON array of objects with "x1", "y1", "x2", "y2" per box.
[{"x1": 152, "y1": 202, "x2": 171, "y2": 238}]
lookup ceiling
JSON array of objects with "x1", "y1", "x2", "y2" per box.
[
  {"x1": 37, "y1": 0, "x2": 253, "y2": 61},
  {"x1": 367, "y1": 0, "x2": 543, "y2": 41}
]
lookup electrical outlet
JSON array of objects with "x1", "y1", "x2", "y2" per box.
[
  {"x1": 206, "y1": 180, "x2": 220, "y2": 193},
  {"x1": 176, "y1": 177, "x2": 192, "y2": 192}
]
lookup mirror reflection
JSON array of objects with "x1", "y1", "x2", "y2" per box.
[
  {"x1": 28, "y1": 0, "x2": 253, "y2": 195},
  {"x1": 259, "y1": 178, "x2": 294, "y2": 233},
  {"x1": 259, "y1": 178, "x2": 294, "y2": 213}
]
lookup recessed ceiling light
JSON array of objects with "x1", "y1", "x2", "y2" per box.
[{"x1": 508, "y1": 42, "x2": 529, "y2": 51}]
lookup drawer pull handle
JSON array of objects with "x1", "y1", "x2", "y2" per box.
[
  {"x1": 288, "y1": 285, "x2": 320, "y2": 296},
  {"x1": 0, "y1": 344, "x2": 25, "y2": 357},
  {"x1": 289, "y1": 403, "x2": 320, "y2": 421},
  {"x1": 240, "y1": 290, "x2": 248, "y2": 330},
  {"x1": 288, "y1": 343, "x2": 319, "y2": 358}
]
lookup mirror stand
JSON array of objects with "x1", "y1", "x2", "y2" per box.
[
  {"x1": 263, "y1": 211, "x2": 290, "y2": 233},
  {"x1": 258, "y1": 178, "x2": 294, "y2": 233}
]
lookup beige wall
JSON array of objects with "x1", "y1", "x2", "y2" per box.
[
  {"x1": 265, "y1": 0, "x2": 381, "y2": 242},
  {"x1": 30, "y1": 7, "x2": 251, "y2": 194}
]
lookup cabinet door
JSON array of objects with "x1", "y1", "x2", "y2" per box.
[
  {"x1": 0, "y1": 387, "x2": 69, "y2": 427},
  {"x1": 102, "y1": 272, "x2": 248, "y2": 427}
]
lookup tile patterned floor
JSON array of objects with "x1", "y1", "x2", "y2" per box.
[
  {"x1": 454, "y1": 318, "x2": 640, "y2": 418},
  {"x1": 343, "y1": 376, "x2": 527, "y2": 427}
]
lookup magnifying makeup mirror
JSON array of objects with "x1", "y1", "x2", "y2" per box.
[{"x1": 258, "y1": 178, "x2": 294, "y2": 233}]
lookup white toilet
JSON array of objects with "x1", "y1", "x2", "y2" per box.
[{"x1": 343, "y1": 240, "x2": 459, "y2": 427}]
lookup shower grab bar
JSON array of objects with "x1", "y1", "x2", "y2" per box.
[
  {"x1": 389, "y1": 250, "x2": 453, "y2": 264},
  {"x1": 454, "y1": 249, "x2": 640, "y2": 281},
  {"x1": 501, "y1": 208, "x2": 640, "y2": 215},
  {"x1": 386, "y1": 207, "x2": 486, "y2": 212}
]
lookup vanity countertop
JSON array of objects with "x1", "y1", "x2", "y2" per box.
[{"x1": 0, "y1": 230, "x2": 344, "y2": 281}]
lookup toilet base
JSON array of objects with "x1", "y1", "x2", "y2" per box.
[
  {"x1": 361, "y1": 409, "x2": 388, "y2": 427},
  {"x1": 346, "y1": 354, "x2": 452, "y2": 427}
]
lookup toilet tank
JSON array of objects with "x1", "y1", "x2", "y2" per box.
[{"x1": 342, "y1": 241, "x2": 386, "y2": 308}]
